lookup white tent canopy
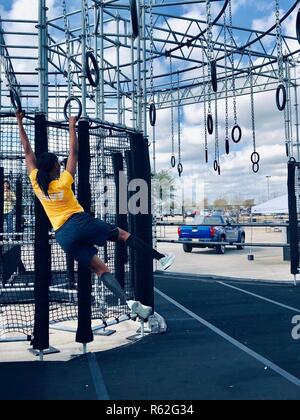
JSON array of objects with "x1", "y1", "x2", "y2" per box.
[{"x1": 252, "y1": 195, "x2": 288, "y2": 215}]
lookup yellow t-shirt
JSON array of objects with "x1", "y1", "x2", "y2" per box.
[{"x1": 29, "y1": 169, "x2": 84, "y2": 231}]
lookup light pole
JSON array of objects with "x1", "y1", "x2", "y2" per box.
[{"x1": 266, "y1": 176, "x2": 272, "y2": 201}]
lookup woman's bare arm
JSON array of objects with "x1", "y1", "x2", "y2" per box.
[
  {"x1": 16, "y1": 111, "x2": 37, "y2": 174},
  {"x1": 66, "y1": 117, "x2": 79, "y2": 178}
]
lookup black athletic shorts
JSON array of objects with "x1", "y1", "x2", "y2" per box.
[{"x1": 55, "y1": 212, "x2": 119, "y2": 268}]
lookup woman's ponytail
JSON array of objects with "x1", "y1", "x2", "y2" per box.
[{"x1": 36, "y1": 152, "x2": 59, "y2": 198}]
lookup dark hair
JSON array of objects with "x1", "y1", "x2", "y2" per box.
[
  {"x1": 4, "y1": 180, "x2": 11, "y2": 189},
  {"x1": 36, "y1": 152, "x2": 59, "y2": 197}
]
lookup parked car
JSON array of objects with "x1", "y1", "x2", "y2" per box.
[{"x1": 178, "y1": 214, "x2": 246, "y2": 254}]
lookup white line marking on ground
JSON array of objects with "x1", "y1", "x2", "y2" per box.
[
  {"x1": 218, "y1": 281, "x2": 300, "y2": 313},
  {"x1": 155, "y1": 287, "x2": 300, "y2": 388},
  {"x1": 87, "y1": 352, "x2": 110, "y2": 400}
]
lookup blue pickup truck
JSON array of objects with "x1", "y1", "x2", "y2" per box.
[{"x1": 178, "y1": 215, "x2": 245, "y2": 254}]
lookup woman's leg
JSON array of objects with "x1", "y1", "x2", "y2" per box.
[
  {"x1": 115, "y1": 228, "x2": 165, "y2": 261},
  {"x1": 89, "y1": 255, "x2": 128, "y2": 304},
  {"x1": 88, "y1": 255, "x2": 152, "y2": 318}
]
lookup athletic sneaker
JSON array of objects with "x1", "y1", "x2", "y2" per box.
[
  {"x1": 127, "y1": 300, "x2": 152, "y2": 320},
  {"x1": 160, "y1": 254, "x2": 175, "y2": 271}
]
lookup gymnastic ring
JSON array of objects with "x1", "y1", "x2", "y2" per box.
[
  {"x1": 207, "y1": 113, "x2": 214, "y2": 135},
  {"x1": 178, "y1": 163, "x2": 183, "y2": 177},
  {"x1": 63, "y1": 96, "x2": 83, "y2": 121},
  {"x1": 276, "y1": 84, "x2": 287, "y2": 111},
  {"x1": 252, "y1": 163, "x2": 260, "y2": 174},
  {"x1": 218, "y1": 165, "x2": 221, "y2": 176},
  {"x1": 211, "y1": 61, "x2": 218, "y2": 93},
  {"x1": 214, "y1": 160, "x2": 218, "y2": 172},
  {"x1": 85, "y1": 51, "x2": 100, "y2": 87},
  {"x1": 171, "y1": 155, "x2": 176, "y2": 168},
  {"x1": 130, "y1": 0, "x2": 139, "y2": 39},
  {"x1": 149, "y1": 102, "x2": 157, "y2": 127},
  {"x1": 231, "y1": 124, "x2": 242, "y2": 143},
  {"x1": 205, "y1": 149, "x2": 208, "y2": 163},
  {"x1": 225, "y1": 139, "x2": 230, "y2": 155},
  {"x1": 251, "y1": 151, "x2": 260, "y2": 164},
  {"x1": 296, "y1": 8, "x2": 300, "y2": 44},
  {"x1": 289, "y1": 157, "x2": 296, "y2": 163},
  {"x1": 10, "y1": 88, "x2": 22, "y2": 111}
]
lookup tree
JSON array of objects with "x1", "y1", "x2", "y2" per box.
[
  {"x1": 213, "y1": 198, "x2": 228, "y2": 209},
  {"x1": 243, "y1": 199, "x2": 255, "y2": 208}
]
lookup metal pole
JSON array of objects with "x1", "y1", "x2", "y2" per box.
[
  {"x1": 116, "y1": 13, "x2": 122, "y2": 124},
  {"x1": 142, "y1": 0, "x2": 148, "y2": 136},
  {"x1": 131, "y1": 36, "x2": 136, "y2": 129},
  {"x1": 136, "y1": 0, "x2": 142, "y2": 130},
  {"x1": 294, "y1": 65, "x2": 300, "y2": 161},
  {"x1": 81, "y1": 0, "x2": 88, "y2": 119},
  {"x1": 38, "y1": 0, "x2": 48, "y2": 115},
  {"x1": 99, "y1": 0, "x2": 104, "y2": 120},
  {"x1": 94, "y1": 3, "x2": 100, "y2": 119},
  {"x1": 285, "y1": 59, "x2": 292, "y2": 158}
]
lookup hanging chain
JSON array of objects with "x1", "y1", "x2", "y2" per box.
[
  {"x1": 229, "y1": 0, "x2": 237, "y2": 125},
  {"x1": 84, "y1": 0, "x2": 92, "y2": 50},
  {"x1": 224, "y1": 8, "x2": 229, "y2": 147},
  {"x1": 149, "y1": 0, "x2": 155, "y2": 102},
  {"x1": 170, "y1": 55, "x2": 175, "y2": 161},
  {"x1": 249, "y1": 49, "x2": 260, "y2": 173},
  {"x1": 202, "y1": 47, "x2": 208, "y2": 161},
  {"x1": 215, "y1": 93, "x2": 220, "y2": 173},
  {"x1": 249, "y1": 53, "x2": 256, "y2": 153},
  {"x1": 275, "y1": 0, "x2": 284, "y2": 84},
  {"x1": 178, "y1": 73, "x2": 182, "y2": 170},
  {"x1": 206, "y1": 0, "x2": 213, "y2": 114},
  {"x1": 62, "y1": 0, "x2": 74, "y2": 96}
]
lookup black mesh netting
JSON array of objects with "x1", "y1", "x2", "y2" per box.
[{"x1": 0, "y1": 117, "x2": 136, "y2": 338}]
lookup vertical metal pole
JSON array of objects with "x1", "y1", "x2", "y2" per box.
[
  {"x1": 131, "y1": 36, "x2": 136, "y2": 129},
  {"x1": 38, "y1": 0, "x2": 48, "y2": 115},
  {"x1": 294, "y1": 65, "x2": 300, "y2": 161},
  {"x1": 94, "y1": 4, "x2": 100, "y2": 119},
  {"x1": 285, "y1": 59, "x2": 291, "y2": 158},
  {"x1": 287, "y1": 63, "x2": 294, "y2": 158},
  {"x1": 81, "y1": 0, "x2": 88, "y2": 119},
  {"x1": 136, "y1": 0, "x2": 142, "y2": 130},
  {"x1": 142, "y1": 0, "x2": 148, "y2": 136},
  {"x1": 116, "y1": 14, "x2": 122, "y2": 124},
  {"x1": 100, "y1": 1, "x2": 105, "y2": 120}
]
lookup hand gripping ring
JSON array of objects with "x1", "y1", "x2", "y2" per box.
[
  {"x1": 276, "y1": 84, "x2": 287, "y2": 112},
  {"x1": 178, "y1": 163, "x2": 183, "y2": 177},
  {"x1": 10, "y1": 88, "x2": 22, "y2": 111},
  {"x1": 252, "y1": 163, "x2": 260, "y2": 174},
  {"x1": 85, "y1": 51, "x2": 100, "y2": 88},
  {"x1": 231, "y1": 124, "x2": 242, "y2": 143},
  {"x1": 251, "y1": 151, "x2": 260, "y2": 165},
  {"x1": 149, "y1": 103, "x2": 157, "y2": 127},
  {"x1": 171, "y1": 155, "x2": 176, "y2": 168},
  {"x1": 63, "y1": 96, "x2": 83, "y2": 121},
  {"x1": 207, "y1": 114, "x2": 214, "y2": 135}
]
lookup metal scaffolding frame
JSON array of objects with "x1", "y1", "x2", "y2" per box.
[{"x1": 0, "y1": 0, "x2": 300, "y2": 153}]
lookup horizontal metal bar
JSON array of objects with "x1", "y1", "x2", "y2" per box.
[
  {"x1": 157, "y1": 239, "x2": 290, "y2": 248},
  {"x1": 156, "y1": 223, "x2": 290, "y2": 228}
]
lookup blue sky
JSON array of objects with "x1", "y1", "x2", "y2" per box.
[{"x1": 0, "y1": 0, "x2": 298, "y2": 204}]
